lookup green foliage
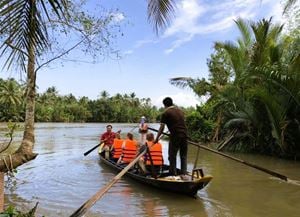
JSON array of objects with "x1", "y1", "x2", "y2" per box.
[
  {"x1": 0, "y1": 79, "x2": 24, "y2": 121},
  {"x1": 2, "y1": 121, "x2": 20, "y2": 154},
  {"x1": 0, "y1": 0, "x2": 68, "y2": 72},
  {"x1": 0, "y1": 80, "x2": 160, "y2": 123},
  {"x1": 185, "y1": 110, "x2": 214, "y2": 142},
  {"x1": 212, "y1": 18, "x2": 300, "y2": 158},
  {"x1": 170, "y1": 16, "x2": 300, "y2": 158},
  {"x1": 0, "y1": 203, "x2": 39, "y2": 217},
  {"x1": 5, "y1": 121, "x2": 19, "y2": 140},
  {"x1": 208, "y1": 45, "x2": 233, "y2": 86},
  {"x1": 0, "y1": 205, "x2": 18, "y2": 216}
]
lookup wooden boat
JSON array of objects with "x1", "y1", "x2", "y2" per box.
[{"x1": 98, "y1": 152, "x2": 213, "y2": 196}]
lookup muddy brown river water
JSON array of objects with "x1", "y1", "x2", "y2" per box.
[{"x1": 1, "y1": 123, "x2": 300, "y2": 217}]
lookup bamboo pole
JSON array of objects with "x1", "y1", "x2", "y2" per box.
[
  {"x1": 148, "y1": 127, "x2": 289, "y2": 182},
  {"x1": 70, "y1": 148, "x2": 147, "y2": 217}
]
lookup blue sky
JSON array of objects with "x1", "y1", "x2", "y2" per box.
[{"x1": 0, "y1": 0, "x2": 291, "y2": 107}]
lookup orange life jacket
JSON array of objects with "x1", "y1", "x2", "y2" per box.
[
  {"x1": 145, "y1": 141, "x2": 163, "y2": 166},
  {"x1": 112, "y1": 139, "x2": 124, "y2": 159},
  {"x1": 122, "y1": 139, "x2": 138, "y2": 163}
]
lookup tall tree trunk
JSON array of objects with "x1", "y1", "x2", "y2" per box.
[
  {"x1": 0, "y1": 0, "x2": 37, "y2": 172},
  {"x1": 212, "y1": 112, "x2": 222, "y2": 142},
  {"x1": 0, "y1": 172, "x2": 4, "y2": 212},
  {"x1": 18, "y1": 24, "x2": 37, "y2": 155}
]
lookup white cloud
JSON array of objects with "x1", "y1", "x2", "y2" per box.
[
  {"x1": 163, "y1": 0, "x2": 206, "y2": 37},
  {"x1": 153, "y1": 92, "x2": 207, "y2": 108},
  {"x1": 111, "y1": 12, "x2": 125, "y2": 23},
  {"x1": 123, "y1": 50, "x2": 133, "y2": 55},
  {"x1": 267, "y1": 1, "x2": 286, "y2": 24},
  {"x1": 134, "y1": 39, "x2": 159, "y2": 48},
  {"x1": 123, "y1": 38, "x2": 159, "y2": 56},
  {"x1": 164, "y1": 34, "x2": 194, "y2": 54},
  {"x1": 163, "y1": 0, "x2": 278, "y2": 53}
]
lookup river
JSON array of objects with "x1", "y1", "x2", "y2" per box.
[{"x1": 2, "y1": 123, "x2": 300, "y2": 217}]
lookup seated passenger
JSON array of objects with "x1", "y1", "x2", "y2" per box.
[
  {"x1": 138, "y1": 133, "x2": 163, "y2": 173},
  {"x1": 111, "y1": 133, "x2": 124, "y2": 161},
  {"x1": 100, "y1": 124, "x2": 118, "y2": 159},
  {"x1": 117, "y1": 133, "x2": 138, "y2": 164}
]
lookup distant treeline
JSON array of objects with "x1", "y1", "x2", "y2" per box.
[{"x1": 0, "y1": 78, "x2": 163, "y2": 123}]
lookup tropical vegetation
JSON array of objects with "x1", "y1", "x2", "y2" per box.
[
  {"x1": 0, "y1": 79, "x2": 160, "y2": 123},
  {"x1": 0, "y1": 0, "x2": 178, "y2": 175},
  {"x1": 0, "y1": 0, "x2": 127, "y2": 177},
  {"x1": 171, "y1": 16, "x2": 300, "y2": 159},
  {"x1": 0, "y1": 0, "x2": 299, "y2": 214}
]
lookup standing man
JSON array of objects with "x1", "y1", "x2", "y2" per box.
[
  {"x1": 100, "y1": 124, "x2": 118, "y2": 159},
  {"x1": 139, "y1": 116, "x2": 148, "y2": 144},
  {"x1": 154, "y1": 97, "x2": 188, "y2": 177}
]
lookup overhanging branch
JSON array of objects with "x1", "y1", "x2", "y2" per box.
[{"x1": 35, "y1": 39, "x2": 84, "y2": 73}]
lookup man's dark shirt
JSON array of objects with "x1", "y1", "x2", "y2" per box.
[{"x1": 161, "y1": 106, "x2": 187, "y2": 138}]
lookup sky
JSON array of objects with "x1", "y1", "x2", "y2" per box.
[{"x1": 0, "y1": 0, "x2": 292, "y2": 107}]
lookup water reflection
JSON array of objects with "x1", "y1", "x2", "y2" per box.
[{"x1": 2, "y1": 123, "x2": 300, "y2": 217}]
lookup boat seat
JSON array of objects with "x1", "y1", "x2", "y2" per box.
[
  {"x1": 192, "y1": 168, "x2": 204, "y2": 180},
  {"x1": 145, "y1": 165, "x2": 162, "y2": 177}
]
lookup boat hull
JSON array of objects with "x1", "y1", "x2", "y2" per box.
[{"x1": 99, "y1": 153, "x2": 212, "y2": 196}]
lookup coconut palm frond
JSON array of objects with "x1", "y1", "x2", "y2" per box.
[
  {"x1": 283, "y1": 0, "x2": 298, "y2": 14},
  {"x1": 44, "y1": 0, "x2": 69, "y2": 20},
  {"x1": 170, "y1": 77, "x2": 193, "y2": 89},
  {"x1": 224, "y1": 117, "x2": 250, "y2": 129},
  {"x1": 251, "y1": 18, "x2": 270, "y2": 53},
  {"x1": 147, "y1": 0, "x2": 176, "y2": 34},
  {"x1": 234, "y1": 18, "x2": 252, "y2": 49},
  {"x1": 289, "y1": 53, "x2": 300, "y2": 74},
  {"x1": 252, "y1": 87, "x2": 288, "y2": 152},
  {"x1": 250, "y1": 18, "x2": 283, "y2": 66},
  {"x1": 0, "y1": 79, "x2": 22, "y2": 106},
  {"x1": 216, "y1": 41, "x2": 246, "y2": 80},
  {"x1": 268, "y1": 23, "x2": 284, "y2": 42},
  {"x1": 0, "y1": 0, "x2": 68, "y2": 71},
  {"x1": 269, "y1": 45, "x2": 282, "y2": 63}
]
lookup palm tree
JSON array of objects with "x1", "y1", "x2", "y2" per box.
[
  {"x1": 168, "y1": 16, "x2": 299, "y2": 156},
  {"x1": 218, "y1": 18, "x2": 300, "y2": 155},
  {"x1": 0, "y1": 0, "x2": 68, "y2": 171},
  {"x1": 99, "y1": 90, "x2": 109, "y2": 99},
  {"x1": 0, "y1": 0, "x2": 173, "y2": 212},
  {"x1": 147, "y1": 0, "x2": 177, "y2": 33},
  {"x1": 0, "y1": 79, "x2": 23, "y2": 121},
  {"x1": 0, "y1": 79, "x2": 22, "y2": 108}
]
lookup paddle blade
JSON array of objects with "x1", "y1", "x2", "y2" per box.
[
  {"x1": 98, "y1": 143, "x2": 104, "y2": 154},
  {"x1": 84, "y1": 143, "x2": 102, "y2": 156}
]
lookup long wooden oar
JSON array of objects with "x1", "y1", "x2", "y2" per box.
[
  {"x1": 83, "y1": 142, "x2": 104, "y2": 156},
  {"x1": 148, "y1": 127, "x2": 289, "y2": 181},
  {"x1": 187, "y1": 140, "x2": 289, "y2": 181},
  {"x1": 70, "y1": 148, "x2": 147, "y2": 217},
  {"x1": 85, "y1": 130, "x2": 122, "y2": 156}
]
